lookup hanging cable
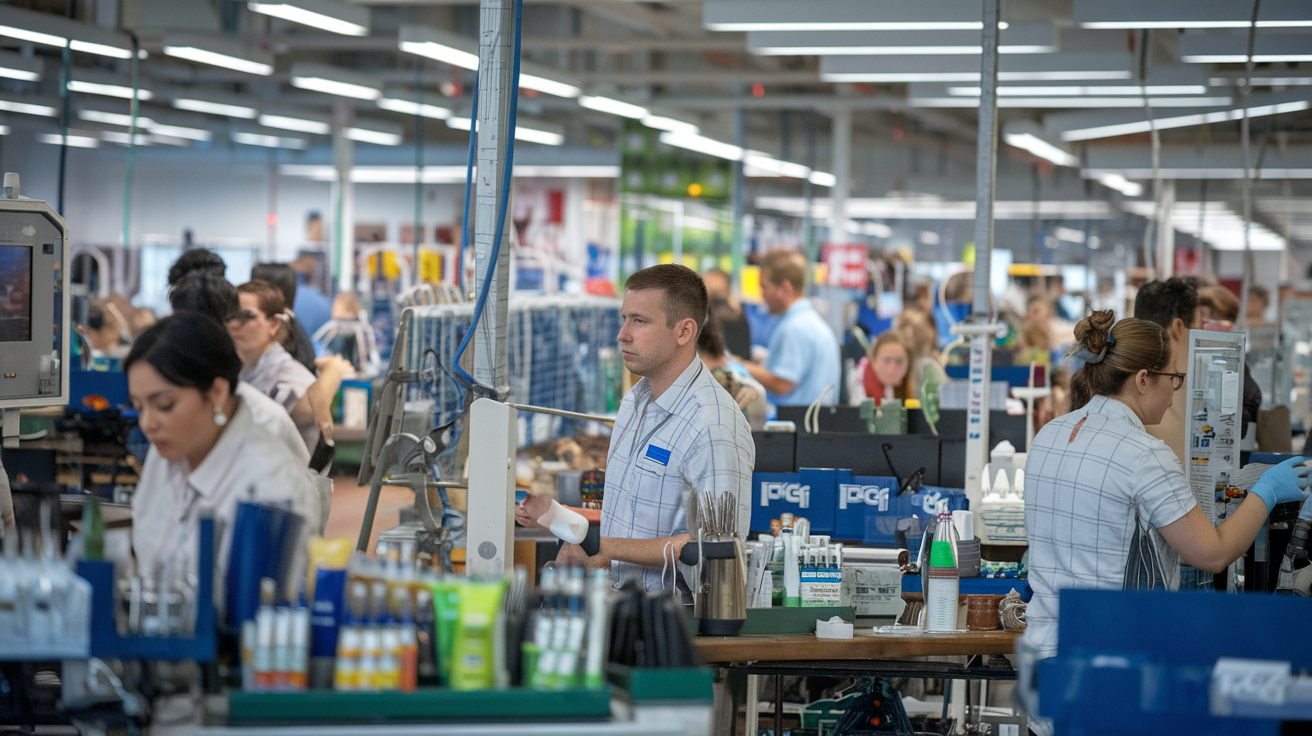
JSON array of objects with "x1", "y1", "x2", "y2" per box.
[
  {"x1": 452, "y1": 0, "x2": 523, "y2": 389},
  {"x1": 122, "y1": 32, "x2": 141, "y2": 255},
  {"x1": 1238, "y1": 0, "x2": 1262, "y2": 329}
]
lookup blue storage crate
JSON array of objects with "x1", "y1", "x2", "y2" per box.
[
  {"x1": 833, "y1": 474, "x2": 897, "y2": 541},
  {"x1": 861, "y1": 485, "x2": 968, "y2": 547},
  {"x1": 750, "y1": 468, "x2": 839, "y2": 534}
]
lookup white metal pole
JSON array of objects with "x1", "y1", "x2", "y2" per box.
[
  {"x1": 332, "y1": 100, "x2": 356, "y2": 296},
  {"x1": 830, "y1": 107, "x2": 852, "y2": 246}
]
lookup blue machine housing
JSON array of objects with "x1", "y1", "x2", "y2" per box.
[{"x1": 1038, "y1": 589, "x2": 1312, "y2": 735}]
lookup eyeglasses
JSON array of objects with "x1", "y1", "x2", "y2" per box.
[
  {"x1": 227, "y1": 309, "x2": 259, "y2": 325},
  {"x1": 1149, "y1": 371, "x2": 1186, "y2": 391}
]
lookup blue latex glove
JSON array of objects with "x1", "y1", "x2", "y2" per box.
[{"x1": 1250, "y1": 456, "x2": 1312, "y2": 512}]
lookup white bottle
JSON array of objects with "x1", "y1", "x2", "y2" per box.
[{"x1": 924, "y1": 507, "x2": 960, "y2": 633}]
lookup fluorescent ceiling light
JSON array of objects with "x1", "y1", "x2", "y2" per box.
[
  {"x1": 1123, "y1": 201, "x2": 1286, "y2": 251},
  {"x1": 755, "y1": 196, "x2": 1115, "y2": 220},
  {"x1": 39, "y1": 131, "x2": 99, "y2": 148},
  {"x1": 233, "y1": 131, "x2": 307, "y2": 149},
  {"x1": 280, "y1": 164, "x2": 618, "y2": 182},
  {"x1": 1055, "y1": 97, "x2": 1312, "y2": 141},
  {"x1": 345, "y1": 126, "x2": 403, "y2": 146},
  {"x1": 172, "y1": 96, "x2": 259, "y2": 119},
  {"x1": 748, "y1": 24, "x2": 1056, "y2": 56},
  {"x1": 162, "y1": 36, "x2": 274, "y2": 76},
  {"x1": 950, "y1": 85, "x2": 1209, "y2": 96},
  {"x1": 259, "y1": 113, "x2": 330, "y2": 134},
  {"x1": 579, "y1": 95, "x2": 648, "y2": 119},
  {"x1": 78, "y1": 109, "x2": 152, "y2": 128},
  {"x1": 0, "y1": 5, "x2": 133, "y2": 58},
  {"x1": 147, "y1": 123, "x2": 211, "y2": 142},
  {"x1": 810, "y1": 171, "x2": 836, "y2": 187},
  {"x1": 821, "y1": 53, "x2": 1135, "y2": 83},
  {"x1": 1004, "y1": 132, "x2": 1079, "y2": 166},
  {"x1": 642, "y1": 114, "x2": 699, "y2": 134},
  {"x1": 377, "y1": 96, "x2": 452, "y2": 120},
  {"x1": 67, "y1": 80, "x2": 152, "y2": 101},
  {"x1": 291, "y1": 62, "x2": 381, "y2": 100},
  {"x1": 519, "y1": 73, "x2": 581, "y2": 99},
  {"x1": 1097, "y1": 173, "x2": 1143, "y2": 197},
  {"x1": 1075, "y1": 0, "x2": 1312, "y2": 29},
  {"x1": 247, "y1": 0, "x2": 369, "y2": 37},
  {"x1": 0, "y1": 95, "x2": 58, "y2": 117},
  {"x1": 398, "y1": 26, "x2": 480, "y2": 69},
  {"x1": 659, "y1": 131, "x2": 743, "y2": 161},
  {"x1": 705, "y1": 0, "x2": 1017, "y2": 31},
  {"x1": 0, "y1": 52, "x2": 40, "y2": 82},
  {"x1": 1180, "y1": 33, "x2": 1312, "y2": 64},
  {"x1": 445, "y1": 115, "x2": 566, "y2": 145},
  {"x1": 743, "y1": 152, "x2": 811, "y2": 179},
  {"x1": 99, "y1": 131, "x2": 153, "y2": 146},
  {"x1": 913, "y1": 95, "x2": 1232, "y2": 109}
]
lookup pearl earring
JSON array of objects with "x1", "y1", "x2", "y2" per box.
[{"x1": 213, "y1": 406, "x2": 228, "y2": 427}]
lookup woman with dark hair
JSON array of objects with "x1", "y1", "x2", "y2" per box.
[
  {"x1": 231, "y1": 280, "x2": 319, "y2": 450},
  {"x1": 1024, "y1": 310, "x2": 1308, "y2": 662},
  {"x1": 127, "y1": 312, "x2": 323, "y2": 606}
]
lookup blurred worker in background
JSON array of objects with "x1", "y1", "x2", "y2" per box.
[
  {"x1": 290, "y1": 255, "x2": 333, "y2": 338},
  {"x1": 1132, "y1": 276, "x2": 1201, "y2": 466},
  {"x1": 896, "y1": 308, "x2": 948, "y2": 395},
  {"x1": 553, "y1": 264, "x2": 754, "y2": 598},
  {"x1": 701, "y1": 268, "x2": 752, "y2": 360},
  {"x1": 1197, "y1": 285, "x2": 1263, "y2": 440},
  {"x1": 697, "y1": 310, "x2": 767, "y2": 430},
  {"x1": 741, "y1": 250, "x2": 841, "y2": 408},
  {"x1": 251, "y1": 262, "x2": 317, "y2": 373},
  {"x1": 852, "y1": 331, "x2": 913, "y2": 405},
  {"x1": 167, "y1": 247, "x2": 225, "y2": 289},
  {"x1": 1247, "y1": 285, "x2": 1272, "y2": 326}
]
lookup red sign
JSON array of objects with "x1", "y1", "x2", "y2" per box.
[{"x1": 822, "y1": 243, "x2": 869, "y2": 289}]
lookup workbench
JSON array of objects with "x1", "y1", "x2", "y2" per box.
[{"x1": 694, "y1": 630, "x2": 1021, "y2": 735}]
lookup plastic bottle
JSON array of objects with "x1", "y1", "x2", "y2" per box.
[
  {"x1": 273, "y1": 604, "x2": 293, "y2": 689},
  {"x1": 392, "y1": 587, "x2": 418, "y2": 692},
  {"x1": 781, "y1": 527, "x2": 801, "y2": 608},
  {"x1": 334, "y1": 580, "x2": 368, "y2": 691},
  {"x1": 924, "y1": 506, "x2": 960, "y2": 632},
  {"x1": 253, "y1": 578, "x2": 278, "y2": 690},
  {"x1": 415, "y1": 588, "x2": 441, "y2": 687},
  {"x1": 368, "y1": 580, "x2": 397, "y2": 691},
  {"x1": 289, "y1": 600, "x2": 310, "y2": 690},
  {"x1": 553, "y1": 567, "x2": 588, "y2": 688}
]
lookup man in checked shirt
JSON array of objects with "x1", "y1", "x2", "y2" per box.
[{"x1": 554, "y1": 264, "x2": 755, "y2": 597}]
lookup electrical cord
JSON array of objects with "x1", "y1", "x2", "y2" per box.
[
  {"x1": 803, "y1": 384, "x2": 835, "y2": 433},
  {"x1": 452, "y1": 0, "x2": 523, "y2": 390}
]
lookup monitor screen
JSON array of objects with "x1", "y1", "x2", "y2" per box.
[{"x1": 0, "y1": 245, "x2": 31, "y2": 342}]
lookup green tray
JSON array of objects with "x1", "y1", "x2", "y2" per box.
[
  {"x1": 606, "y1": 665, "x2": 714, "y2": 702},
  {"x1": 738, "y1": 606, "x2": 855, "y2": 635},
  {"x1": 228, "y1": 687, "x2": 612, "y2": 724}
]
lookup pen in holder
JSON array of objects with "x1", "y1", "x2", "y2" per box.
[{"x1": 680, "y1": 491, "x2": 747, "y2": 636}]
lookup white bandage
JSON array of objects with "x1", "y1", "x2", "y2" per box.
[{"x1": 536, "y1": 499, "x2": 589, "y2": 544}]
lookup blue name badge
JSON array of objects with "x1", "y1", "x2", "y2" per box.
[{"x1": 645, "y1": 444, "x2": 672, "y2": 465}]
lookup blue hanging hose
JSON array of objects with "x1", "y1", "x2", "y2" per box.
[
  {"x1": 452, "y1": 0, "x2": 522, "y2": 388},
  {"x1": 455, "y1": 81, "x2": 478, "y2": 295}
]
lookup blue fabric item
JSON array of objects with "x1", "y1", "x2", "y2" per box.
[
  {"x1": 745, "y1": 302, "x2": 782, "y2": 348},
  {"x1": 294, "y1": 279, "x2": 333, "y2": 339},
  {"x1": 765, "y1": 299, "x2": 841, "y2": 407}
]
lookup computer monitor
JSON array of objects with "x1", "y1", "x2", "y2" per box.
[{"x1": 0, "y1": 177, "x2": 70, "y2": 420}]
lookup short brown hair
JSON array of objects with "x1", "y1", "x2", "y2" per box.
[
  {"x1": 760, "y1": 250, "x2": 806, "y2": 292},
  {"x1": 625, "y1": 264, "x2": 709, "y2": 333},
  {"x1": 696, "y1": 309, "x2": 726, "y2": 359},
  {"x1": 1067, "y1": 310, "x2": 1171, "y2": 411},
  {"x1": 1199, "y1": 285, "x2": 1240, "y2": 322}
]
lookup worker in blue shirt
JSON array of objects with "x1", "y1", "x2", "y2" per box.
[{"x1": 741, "y1": 250, "x2": 841, "y2": 408}]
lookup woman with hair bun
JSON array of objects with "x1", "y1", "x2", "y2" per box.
[{"x1": 1024, "y1": 310, "x2": 1309, "y2": 661}]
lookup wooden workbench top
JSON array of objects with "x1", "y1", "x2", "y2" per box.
[{"x1": 694, "y1": 630, "x2": 1020, "y2": 664}]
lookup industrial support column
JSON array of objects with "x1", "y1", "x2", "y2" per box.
[
  {"x1": 830, "y1": 107, "x2": 852, "y2": 246},
  {"x1": 332, "y1": 100, "x2": 356, "y2": 295},
  {"x1": 465, "y1": 0, "x2": 519, "y2": 580},
  {"x1": 959, "y1": 0, "x2": 1004, "y2": 517}
]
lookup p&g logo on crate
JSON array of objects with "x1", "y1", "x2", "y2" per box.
[
  {"x1": 834, "y1": 476, "x2": 897, "y2": 540},
  {"x1": 750, "y1": 468, "x2": 839, "y2": 534}
]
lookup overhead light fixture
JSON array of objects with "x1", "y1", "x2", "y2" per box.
[
  {"x1": 279, "y1": 164, "x2": 618, "y2": 182},
  {"x1": 658, "y1": 131, "x2": 744, "y2": 161},
  {"x1": 809, "y1": 171, "x2": 837, "y2": 187},
  {"x1": 911, "y1": 90, "x2": 1233, "y2": 108},
  {"x1": 163, "y1": 34, "x2": 274, "y2": 76},
  {"x1": 67, "y1": 80, "x2": 153, "y2": 101},
  {"x1": 0, "y1": 51, "x2": 40, "y2": 82},
  {"x1": 747, "y1": 23, "x2": 1056, "y2": 56},
  {"x1": 0, "y1": 5, "x2": 134, "y2": 59},
  {"x1": 247, "y1": 0, "x2": 369, "y2": 37},
  {"x1": 39, "y1": 131, "x2": 99, "y2": 148},
  {"x1": 445, "y1": 115, "x2": 566, "y2": 146},
  {"x1": 345, "y1": 119, "x2": 404, "y2": 146},
  {"x1": 171, "y1": 93, "x2": 259, "y2": 119},
  {"x1": 822, "y1": 52, "x2": 1135, "y2": 83},
  {"x1": 398, "y1": 25, "x2": 580, "y2": 98},
  {"x1": 1002, "y1": 122, "x2": 1080, "y2": 166},
  {"x1": 1180, "y1": 32, "x2": 1312, "y2": 63},
  {"x1": 756, "y1": 195, "x2": 1115, "y2": 220},
  {"x1": 1075, "y1": 0, "x2": 1312, "y2": 29},
  {"x1": 705, "y1": 0, "x2": 994, "y2": 31},
  {"x1": 743, "y1": 152, "x2": 812, "y2": 179},
  {"x1": 1050, "y1": 92, "x2": 1312, "y2": 141},
  {"x1": 258, "y1": 111, "x2": 331, "y2": 135},
  {"x1": 78, "y1": 107, "x2": 214, "y2": 141},
  {"x1": 78, "y1": 108, "x2": 153, "y2": 129},
  {"x1": 291, "y1": 62, "x2": 382, "y2": 100},
  {"x1": 642, "y1": 114, "x2": 699, "y2": 135},
  {"x1": 233, "y1": 130, "x2": 308, "y2": 149},
  {"x1": 1097, "y1": 173, "x2": 1143, "y2": 197},
  {"x1": 99, "y1": 130, "x2": 154, "y2": 146},
  {"x1": 377, "y1": 89, "x2": 452, "y2": 120},
  {"x1": 950, "y1": 85, "x2": 1209, "y2": 96},
  {"x1": 147, "y1": 122, "x2": 211, "y2": 142},
  {"x1": 579, "y1": 95, "x2": 648, "y2": 119},
  {"x1": 0, "y1": 92, "x2": 58, "y2": 117}
]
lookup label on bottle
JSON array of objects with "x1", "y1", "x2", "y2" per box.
[{"x1": 924, "y1": 577, "x2": 960, "y2": 632}]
